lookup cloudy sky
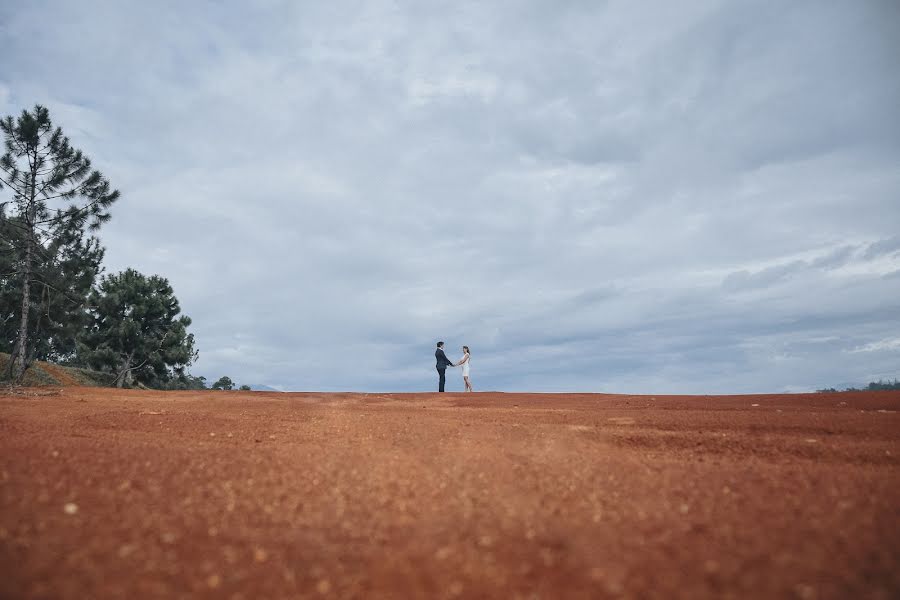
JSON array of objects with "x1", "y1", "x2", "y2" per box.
[{"x1": 2, "y1": 1, "x2": 898, "y2": 393}]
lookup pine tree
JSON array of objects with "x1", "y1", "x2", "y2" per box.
[
  {"x1": 1, "y1": 210, "x2": 104, "y2": 364},
  {"x1": 78, "y1": 269, "x2": 197, "y2": 388},
  {"x1": 0, "y1": 105, "x2": 119, "y2": 381}
]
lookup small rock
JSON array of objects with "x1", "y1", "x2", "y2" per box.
[
  {"x1": 254, "y1": 547, "x2": 268, "y2": 563},
  {"x1": 751, "y1": 403, "x2": 760, "y2": 407},
  {"x1": 805, "y1": 439, "x2": 818, "y2": 443},
  {"x1": 316, "y1": 579, "x2": 331, "y2": 594},
  {"x1": 207, "y1": 574, "x2": 221, "y2": 589},
  {"x1": 63, "y1": 502, "x2": 78, "y2": 515}
]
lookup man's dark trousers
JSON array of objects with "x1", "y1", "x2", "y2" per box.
[{"x1": 435, "y1": 347, "x2": 452, "y2": 392}]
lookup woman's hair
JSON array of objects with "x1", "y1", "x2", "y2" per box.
[{"x1": 463, "y1": 346, "x2": 470, "y2": 354}]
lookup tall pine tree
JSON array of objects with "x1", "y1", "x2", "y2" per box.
[{"x1": 0, "y1": 105, "x2": 119, "y2": 381}]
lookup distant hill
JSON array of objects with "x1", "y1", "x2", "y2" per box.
[
  {"x1": 0, "y1": 353, "x2": 114, "y2": 387},
  {"x1": 247, "y1": 384, "x2": 282, "y2": 392}
]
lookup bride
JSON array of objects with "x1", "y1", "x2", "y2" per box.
[{"x1": 454, "y1": 346, "x2": 472, "y2": 392}]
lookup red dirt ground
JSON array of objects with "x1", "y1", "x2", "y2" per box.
[{"x1": 1, "y1": 388, "x2": 898, "y2": 600}]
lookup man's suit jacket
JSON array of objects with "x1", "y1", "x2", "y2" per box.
[{"x1": 435, "y1": 348, "x2": 453, "y2": 370}]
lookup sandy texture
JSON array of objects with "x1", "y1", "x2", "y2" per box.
[{"x1": 1, "y1": 388, "x2": 898, "y2": 599}]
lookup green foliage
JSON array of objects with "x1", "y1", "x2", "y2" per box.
[
  {"x1": 78, "y1": 269, "x2": 197, "y2": 388},
  {"x1": 0, "y1": 104, "x2": 208, "y2": 390},
  {"x1": 0, "y1": 104, "x2": 118, "y2": 381},
  {"x1": 164, "y1": 373, "x2": 208, "y2": 390},
  {"x1": 211, "y1": 376, "x2": 234, "y2": 391},
  {"x1": 0, "y1": 105, "x2": 119, "y2": 231},
  {"x1": 238, "y1": 384, "x2": 251, "y2": 391},
  {"x1": 1, "y1": 211, "x2": 104, "y2": 363}
]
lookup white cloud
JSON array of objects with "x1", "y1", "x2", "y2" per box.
[{"x1": 849, "y1": 338, "x2": 900, "y2": 354}]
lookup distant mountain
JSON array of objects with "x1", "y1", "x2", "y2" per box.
[{"x1": 246, "y1": 384, "x2": 283, "y2": 392}]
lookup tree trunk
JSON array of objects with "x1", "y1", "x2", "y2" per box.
[
  {"x1": 13, "y1": 147, "x2": 39, "y2": 384},
  {"x1": 115, "y1": 360, "x2": 128, "y2": 388},
  {"x1": 4, "y1": 340, "x2": 19, "y2": 380},
  {"x1": 116, "y1": 351, "x2": 135, "y2": 389},
  {"x1": 12, "y1": 236, "x2": 32, "y2": 383}
]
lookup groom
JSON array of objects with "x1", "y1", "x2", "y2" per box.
[{"x1": 435, "y1": 341, "x2": 454, "y2": 392}]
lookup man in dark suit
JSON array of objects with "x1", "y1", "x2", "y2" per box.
[{"x1": 435, "y1": 341, "x2": 454, "y2": 392}]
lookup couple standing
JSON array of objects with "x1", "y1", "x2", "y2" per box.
[{"x1": 435, "y1": 341, "x2": 472, "y2": 392}]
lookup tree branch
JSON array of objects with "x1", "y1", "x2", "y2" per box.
[
  {"x1": 115, "y1": 330, "x2": 173, "y2": 384},
  {"x1": 33, "y1": 195, "x2": 110, "y2": 228}
]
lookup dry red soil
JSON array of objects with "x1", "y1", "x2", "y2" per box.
[{"x1": 1, "y1": 388, "x2": 898, "y2": 600}]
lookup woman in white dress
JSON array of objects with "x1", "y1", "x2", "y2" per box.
[{"x1": 455, "y1": 346, "x2": 472, "y2": 392}]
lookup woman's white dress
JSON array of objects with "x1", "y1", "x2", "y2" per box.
[{"x1": 461, "y1": 353, "x2": 470, "y2": 377}]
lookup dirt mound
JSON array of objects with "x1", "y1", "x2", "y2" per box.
[
  {"x1": 1, "y1": 388, "x2": 898, "y2": 599},
  {"x1": 0, "y1": 353, "x2": 111, "y2": 387},
  {"x1": 35, "y1": 362, "x2": 82, "y2": 387}
]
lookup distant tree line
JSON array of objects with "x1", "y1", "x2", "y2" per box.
[
  {"x1": 1, "y1": 104, "x2": 199, "y2": 388},
  {"x1": 159, "y1": 374, "x2": 253, "y2": 391},
  {"x1": 209, "y1": 376, "x2": 252, "y2": 391},
  {"x1": 817, "y1": 379, "x2": 900, "y2": 393}
]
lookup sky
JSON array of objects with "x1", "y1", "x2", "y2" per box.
[{"x1": 1, "y1": 0, "x2": 899, "y2": 393}]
